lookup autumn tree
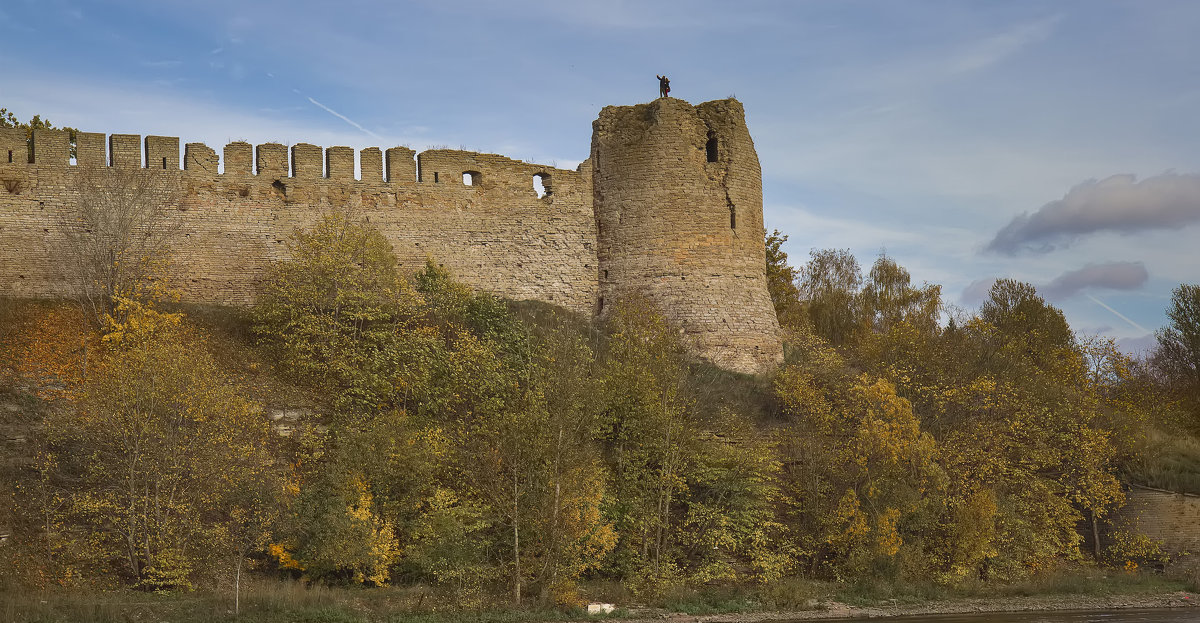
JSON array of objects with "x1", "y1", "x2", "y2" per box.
[
  {"x1": 1154, "y1": 284, "x2": 1200, "y2": 426},
  {"x1": 256, "y1": 216, "x2": 618, "y2": 601},
  {"x1": 38, "y1": 299, "x2": 284, "y2": 590},
  {"x1": 58, "y1": 166, "x2": 182, "y2": 331},
  {"x1": 773, "y1": 343, "x2": 942, "y2": 579},
  {"x1": 408, "y1": 269, "x2": 615, "y2": 605}
]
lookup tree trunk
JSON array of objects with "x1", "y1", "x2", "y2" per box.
[
  {"x1": 512, "y1": 473, "x2": 521, "y2": 606},
  {"x1": 545, "y1": 426, "x2": 564, "y2": 590},
  {"x1": 235, "y1": 555, "x2": 242, "y2": 616}
]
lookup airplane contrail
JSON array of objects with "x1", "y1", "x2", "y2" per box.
[
  {"x1": 1085, "y1": 293, "x2": 1150, "y2": 334},
  {"x1": 307, "y1": 97, "x2": 383, "y2": 141}
]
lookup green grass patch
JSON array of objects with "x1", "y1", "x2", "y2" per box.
[
  {"x1": 1, "y1": 570, "x2": 1192, "y2": 623},
  {"x1": 0, "y1": 581, "x2": 601, "y2": 623},
  {"x1": 833, "y1": 567, "x2": 1190, "y2": 607},
  {"x1": 657, "y1": 585, "x2": 759, "y2": 614}
]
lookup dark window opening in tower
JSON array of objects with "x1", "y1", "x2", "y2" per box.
[
  {"x1": 7, "y1": 150, "x2": 11, "y2": 163},
  {"x1": 463, "y1": 170, "x2": 480, "y2": 186},
  {"x1": 162, "y1": 157, "x2": 168, "y2": 170},
  {"x1": 598, "y1": 297, "x2": 604, "y2": 313},
  {"x1": 730, "y1": 205, "x2": 736, "y2": 229},
  {"x1": 706, "y1": 133, "x2": 718, "y2": 163},
  {"x1": 534, "y1": 172, "x2": 551, "y2": 198},
  {"x1": 433, "y1": 172, "x2": 439, "y2": 183}
]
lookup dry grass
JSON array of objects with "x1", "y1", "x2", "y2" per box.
[
  {"x1": 0, "y1": 579, "x2": 594, "y2": 623},
  {"x1": 1124, "y1": 427, "x2": 1200, "y2": 495}
]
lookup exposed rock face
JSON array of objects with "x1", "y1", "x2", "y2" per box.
[{"x1": 0, "y1": 98, "x2": 782, "y2": 374}]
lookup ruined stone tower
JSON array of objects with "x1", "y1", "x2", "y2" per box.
[{"x1": 591, "y1": 98, "x2": 783, "y2": 374}]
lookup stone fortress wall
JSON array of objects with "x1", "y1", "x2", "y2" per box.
[
  {"x1": 1109, "y1": 485, "x2": 1200, "y2": 556},
  {"x1": 0, "y1": 98, "x2": 782, "y2": 374}
]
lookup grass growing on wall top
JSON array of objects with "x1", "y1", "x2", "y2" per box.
[{"x1": 1126, "y1": 428, "x2": 1200, "y2": 495}]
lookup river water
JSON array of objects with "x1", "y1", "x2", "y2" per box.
[{"x1": 878, "y1": 610, "x2": 1195, "y2": 622}]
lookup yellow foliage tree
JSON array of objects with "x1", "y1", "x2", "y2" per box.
[{"x1": 37, "y1": 298, "x2": 284, "y2": 590}]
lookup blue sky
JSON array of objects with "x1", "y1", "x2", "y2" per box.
[{"x1": 4, "y1": 0, "x2": 1198, "y2": 352}]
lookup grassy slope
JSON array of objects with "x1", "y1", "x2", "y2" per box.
[
  {"x1": 3, "y1": 298, "x2": 1200, "y2": 622},
  {"x1": 1125, "y1": 428, "x2": 1200, "y2": 495}
]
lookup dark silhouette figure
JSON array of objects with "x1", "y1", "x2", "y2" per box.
[{"x1": 657, "y1": 75, "x2": 671, "y2": 99}]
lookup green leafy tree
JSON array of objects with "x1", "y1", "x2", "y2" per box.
[
  {"x1": 798, "y1": 248, "x2": 862, "y2": 345},
  {"x1": 253, "y1": 211, "x2": 431, "y2": 421},
  {"x1": 765, "y1": 230, "x2": 804, "y2": 330},
  {"x1": 413, "y1": 274, "x2": 614, "y2": 605},
  {"x1": 597, "y1": 298, "x2": 695, "y2": 590},
  {"x1": 0, "y1": 107, "x2": 78, "y2": 158},
  {"x1": 979, "y1": 279, "x2": 1074, "y2": 371},
  {"x1": 858, "y1": 254, "x2": 941, "y2": 336}
]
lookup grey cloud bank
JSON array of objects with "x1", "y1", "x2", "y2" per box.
[
  {"x1": 986, "y1": 173, "x2": 1200, "y2": 255},
  {"x1": 1042, "y1": 262, "x2": 1149, "y2": 301},
  {"x1": 960, "y1": 277, "x2": 998, "y2": 306},
  {"x1": 960, "y1": 261, "x2": 1147, "y2": 307}
]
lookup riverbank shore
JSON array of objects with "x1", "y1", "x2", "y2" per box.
[
  {"x1": 3, "y1": 577, "x2": 1196, "y2": 623},
  {"x1": 615, "y1": 591, "x2": 1199, "y2": 622}
]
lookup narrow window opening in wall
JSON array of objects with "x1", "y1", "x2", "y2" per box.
[
  {"x1": 603, "y1": 269, "x2": 609, "y2": 280},
  {"x1": 533, "y1": 172, "x2": 551, "y2": 198},
  {"x1": 162, "y1": 157, "x2": 168, "y2": 170},
  {"x1": 598, "y1": 297, "x2": 604, "y2": 314},
  {"x1": 730, "y1": 205, "x2": 737, "y2": 229},
  {"x1": 7, "y1": 151, "x2": 11, "y2": 163},
  {"x1": 706, "y1": 133, "x2": 719, "y2": 163},
  {"x1": 434, "y1": 172, "x2": 439, "y2": 183},
  {"x1": 463, "y1": 170, "x2": 480, "y2": 186}
]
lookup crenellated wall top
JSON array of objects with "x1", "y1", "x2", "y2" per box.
[{"x1": 0, "y1": 128, "x2": 585, "y2": 193}]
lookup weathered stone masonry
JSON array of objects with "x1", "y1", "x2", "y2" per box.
[{"x1": 0, "y1": 98, "x2": 782, "y2": 374}]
